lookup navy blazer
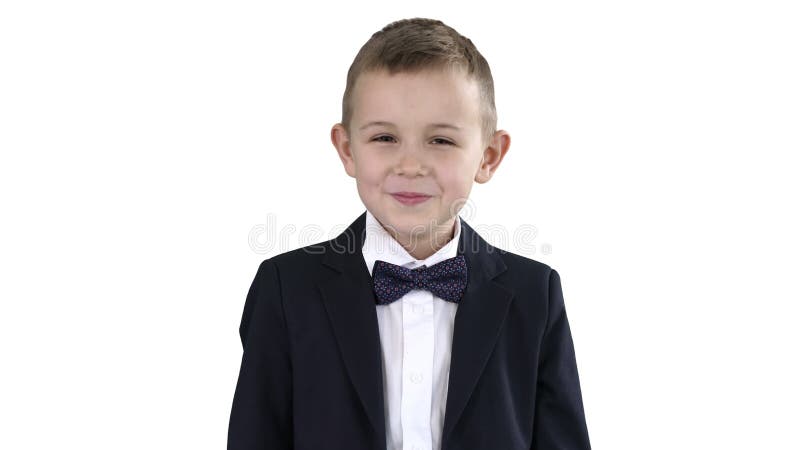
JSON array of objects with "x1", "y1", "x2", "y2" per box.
[{"x1": 228, "y1": 211, "x2": 591, "y2": 449}]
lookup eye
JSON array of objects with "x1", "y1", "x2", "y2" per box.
[
  {"x1": 432, "y1": 138, "x2": 455, "y2": 145},
  {"x1": 371, "y1": 135, "x2": 396, "y2": 143}
]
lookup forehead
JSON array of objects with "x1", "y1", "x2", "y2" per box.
[{"x1": 351, "y1": 68, "x2": 481, "y2": 129}]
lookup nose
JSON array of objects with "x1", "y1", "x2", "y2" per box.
[{"x1": 393, "y1": 147, "x2": 427, "y2": 176}]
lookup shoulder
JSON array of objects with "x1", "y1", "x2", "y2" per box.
[
  {"x1": 461, "y1": 217, "x2": 555, "y2": 282},
  {"x1": 252, "y1": 236, "x2": 342, "y2": 284},
  {"x1": 495, "y1": 246, "x2": 552, "y2": 273},
  {"x1": 490, "y1": 245, "x2": 559, "y2": 298},
  {"x1": 493, "y1": 245, "x2": 553, "y2": 277}
]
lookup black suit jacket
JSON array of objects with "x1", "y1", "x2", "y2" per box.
[{"x1": 228, "y1": 211, "x2": 591, "y2": 449}]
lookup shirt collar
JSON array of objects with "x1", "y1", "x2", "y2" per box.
[{"x1": 362, "y1": 209, "x2": 462, "y2": 277}]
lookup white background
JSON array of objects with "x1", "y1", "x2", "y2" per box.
[{"x1": 1, "y1": 1, "x2": 798, "y2": 449}]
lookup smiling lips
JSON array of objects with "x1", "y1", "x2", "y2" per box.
[{"x1": 390, "y1": 191, "x2": 432, "y2": 205}]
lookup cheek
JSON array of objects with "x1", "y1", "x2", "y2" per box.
[
  {"x1": 437, "y1": 159, "x2": 473, "y2": 192},
  {"x1": 353, "y1": 152, "x2": 384, "y2": 183}
]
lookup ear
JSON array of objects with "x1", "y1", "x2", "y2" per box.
[
  {"x1": 331, "y1": 123, "x2": 357, "y2": 178},
  {"x1": 474, "y1": 130, "x2": 511, "y2": 184}
]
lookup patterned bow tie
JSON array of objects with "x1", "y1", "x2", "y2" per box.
[{"x1": 371, "y1": 255, "x2": 468, "y2": 305}]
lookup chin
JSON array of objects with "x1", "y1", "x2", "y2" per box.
[{"x1": 383, "y1": 211, "x2": 413, "y2": 225}]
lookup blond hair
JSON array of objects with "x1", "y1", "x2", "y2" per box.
[{"x1": 341, "y1": 18, "x2": 497, "y2": 147}]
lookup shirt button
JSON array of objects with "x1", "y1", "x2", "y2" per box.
[
  {"x1": 410, "y1": 372, "x2": 423, "y2": 383},
  {"x1": 412, "y1": 304, "x2": 422, "y2": 314},
  {"x1": 412, "y1": 446, "x2": 422, "y2": 450}
]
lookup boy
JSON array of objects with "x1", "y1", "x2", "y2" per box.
[{"x1": 228, "y1": 17, "x2": 591, "y2": 450}]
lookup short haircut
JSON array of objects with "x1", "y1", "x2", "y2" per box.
[{"x1": 341, "y1": 18, "x2": 497, "y2": 147}]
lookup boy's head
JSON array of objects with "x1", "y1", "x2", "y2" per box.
[{"x1": 331, "y1": 18, "x2": 511, "y2": 257}]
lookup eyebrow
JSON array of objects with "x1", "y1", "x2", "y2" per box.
[{"x1": 358, "y1": 121, "x2": 462, "y2": 132}]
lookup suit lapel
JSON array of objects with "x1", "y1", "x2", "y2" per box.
[
  {"x1": 317, "y1": 212, "x2": 386, "y2": 441},
  {"x1": 316, "y1": 211, "x2": 513, "y2": 447},
  {"x1": 442, "y1": 217, "x2": 513, "y2": 445}
]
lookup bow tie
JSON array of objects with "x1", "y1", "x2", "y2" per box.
[{"x1": 371, "y1": 255, "x2": 468, "y2": 305}]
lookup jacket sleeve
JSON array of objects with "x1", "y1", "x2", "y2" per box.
[
  {"x1": 531, "y1": 268, "x2": 591, "y2": 449},
  {"x1": 228, "y1": 258, "x2": 294, "y2": 449}
]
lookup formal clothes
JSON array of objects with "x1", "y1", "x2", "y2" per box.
[
  {"x1": 228, "y1": 210, "x2": 591, "y2": 450},
  {"x1": 362, "y1": 210, "x2": 462, "y2": 450}
]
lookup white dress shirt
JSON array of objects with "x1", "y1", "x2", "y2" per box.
[{"x1": 361, "y1": 209, "x2": 462, "y2": 450}]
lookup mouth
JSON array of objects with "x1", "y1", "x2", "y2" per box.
[{"x1": 390, "y1": 191, "x2": 433, "y2": 206}]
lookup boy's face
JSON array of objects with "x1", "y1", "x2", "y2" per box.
[{"x1": 331, "y1": 67, "x2": 510, "y2": 251}]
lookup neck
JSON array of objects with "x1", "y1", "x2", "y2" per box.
[{"x1": 385, "y1": 217, "x2": 457, "y2": 261}]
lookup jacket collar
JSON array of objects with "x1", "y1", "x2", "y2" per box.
[{"x1": 317, "y1": 210, "x2": 513, "y2": 448}]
